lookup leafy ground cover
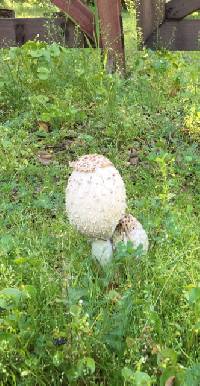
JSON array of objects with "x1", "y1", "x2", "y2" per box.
[
  {"x1": 1, "y1": 0, "x2": 55, "y2": 17},
  {"x1": 0, "y1": 6, "x2": 200, "y2": 386}
]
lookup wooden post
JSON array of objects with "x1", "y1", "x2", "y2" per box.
[
  {"x1": 51, "y1": 0, "x2": 125, "y2": 74},
  {"x1": 96, "y1": 0, "x2": 125, "y2": 75},
  {"x1": 51, "y1": 0, "x2": 95, "y2": 40},
  {"x1": 136, "y1": 0, "x2": 165, "y2": 44}
]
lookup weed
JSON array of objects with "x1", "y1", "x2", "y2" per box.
[{"x1": 0, "y1": 8, "x2": 200, "y2": 386}]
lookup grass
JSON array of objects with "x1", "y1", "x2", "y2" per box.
[
  {"x1": 1, "y1": 0, "x2": 56, "y2": 17},
  {"x1": 0, "y1": 5, "x2": 200, "y2": 386}
]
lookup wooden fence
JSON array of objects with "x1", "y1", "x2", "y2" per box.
[
  {"x1": 136, "y1": 0, "x2": 200, "y2": 50},
  {"x1": 0, "y1": 9, "x2": 86, "y2": 48},
  {"x1": 0, "y1": 0, "x2": 125, "y2": 74},
  {"x1": 0, "y1": 0, "x2": 199, "y2": 74}
]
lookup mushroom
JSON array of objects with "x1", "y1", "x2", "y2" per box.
[
  {"x1": 112, "y1": 214, "x2": 149, "y2": 255},
  {"x1": 91, "y1": 239, "x2": 113, "y2": 266},
  {"x1": 65, "y1": 154, "x2": 127, "y2": 265}
]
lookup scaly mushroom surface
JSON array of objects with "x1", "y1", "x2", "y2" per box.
[{"x1": 66, "y1": 154, "x2": 126, "y2": 240}]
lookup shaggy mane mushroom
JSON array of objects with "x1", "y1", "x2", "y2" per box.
[{"x1": 66, "y1": 154, "x2": 127, "y2": 266}]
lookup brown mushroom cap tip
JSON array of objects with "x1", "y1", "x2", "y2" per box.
[
  {"x1": 117, "y1": 214, "x2": 138, "y2": 233},
  {"x1": 69, "y1": 154, "x2": 113, "y2": 172}
]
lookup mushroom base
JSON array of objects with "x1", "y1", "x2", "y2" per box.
[{"x1": 91, "y1": 239, "x2": 113, "y2": 266}]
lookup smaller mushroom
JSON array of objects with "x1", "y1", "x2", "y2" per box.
[
  {"x1": 91, "y1": 239, "x2": 113, "y2": 266},
  {"x1": 112, "y1": 214, "x2": 149, "y2": 255}
]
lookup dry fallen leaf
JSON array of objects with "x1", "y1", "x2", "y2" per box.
[
  {"x1": 34, "y1": 186, "x2": 42, "y2": 194},
  {"x1": 128, "y1": 147, "x2": 139, "y2": 166},
  {"x1": 37, "y1": 151, "x2": 53, "y2": 165},
  {"x1": 11, "y1": 187, "x2": 18, "y2": 201},
  {"x1": 52, "y1": 140, "x2": 73, "y2": 152},
  {"x1": 128, "y1": 147, "x2": 138, "y2": 157},
  {"x1": 38, "y1": 121, "x2": 50, "y2": 132},
  {"x1": 151, "y1": 345, "x2": 160, "y2": 355},
  {"x1": 165, "y1": 376, "x2": 176, "y2": 386},
  {"x1": 129, "y1": 156, "x2": 139, "y2": 166},
  {"x1": 169, "y1": 87, "x2": 180, "y2": 97}
]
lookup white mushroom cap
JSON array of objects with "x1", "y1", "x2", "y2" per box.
[
  {"x1": 113, "y1": 214, "x2": 149, "y2": 254},
  {"x1": 92, "y1": 239, "x2": 113, "y2": 266},
  {"x1": 66, "y1": 154, "x2": 126, "y2": 239}
]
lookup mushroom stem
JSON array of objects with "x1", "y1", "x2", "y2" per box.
[{"x1": 91, "y1": 239, "x2": 113, "y2": 266}]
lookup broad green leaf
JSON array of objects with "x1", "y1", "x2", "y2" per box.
[
  {"x1": 0, "y1": 235, "x2": 14, "y2": 253},
  {"x1": 0, "y1": 298, "x2": 8, "y2": 309},
  {"x1": 122, "y1": 367, "x2": 135, "y2": 382},
  {"x1": 70, "y1": 305, "x2": 81, "y2": 317},
  {"x1": 30, "y1": 49, "x2": 43, "y2": 58},
  {"x1": 134, "y1": 371, "x2": 151, "y2": 386},
  {"x1": 160, "y1": 366, "x2": 185, "y2": 386},
  {"x1": 85, "y1": 357, "x2": 95, "y2": 374},
  {"x1": 67, "y1": 287, "x2": 88, "y2": 305},
  {"x1": 157, "y1": 349, "x2": 178, "y2": 368},
  {"x1": 122, "y1": 368, "x2": 151, "y2": 385},
  {"x1": 37, "y1": 67, "x2": 50, "y2": 80},
  {"x1": 184, "y1": 364, "x2": 200, "y2": 386},
  {"x1": 78, "y1": 134, "x2": 94, "y2": 143},
  {"x1": 0, "y1": 288, "x2": 23, "y2": 299},
  {"x1": 22, "y1": 285, "x2": 37, "y2": 299},
  {"x1": 188, "y1": 287, "x2": 200, "y2": 305}
]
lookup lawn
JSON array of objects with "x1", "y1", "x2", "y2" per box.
[{"x1": 0, "y1": 4, "x2": 200, "y2": 386}]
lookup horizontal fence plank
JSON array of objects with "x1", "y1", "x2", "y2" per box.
[
  {"x1": 0, "y1": 19, "x2": 16, "y2": 47},
  {"x1": 166, "y1": 0, "x2": 200, "y2": 19},
  {"x1": 146, "y1": 19, "x2": 200, "y2": 50},
  {"x1": 0, "y1": 17, "x2": 85, "y2": 48}
]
